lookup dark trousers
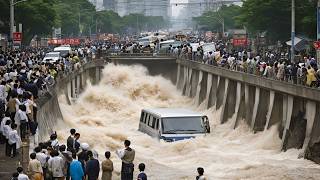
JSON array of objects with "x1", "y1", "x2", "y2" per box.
[
  {"x1": 10, "y1": 112, "x2": 16, "y2": 121},
  {"x1": 8, "y1": 143, "x2": 16, "y2": 157},
  {"x1": 5, "y1": 139, "x2": 10, "y2": 156},
  {"x1": 0, "y1": 134, "x2": 5, "y2": 144},
  {"x1": 121, "y1": 162, "x2": 134, "y2": 180},
  {"x1": 20, "y1": 121, "x2": 28, "y2": 139}
]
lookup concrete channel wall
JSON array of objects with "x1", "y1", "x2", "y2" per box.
[
  {"x1": 177, "y1": 59, "x2": 320, "y2": 163},
  {"x1": 36, "y1": 60, "x2": 105, "y2": 143},
  {"x1": 36, "y1": 56, "x2": 320, "y2": 165}
]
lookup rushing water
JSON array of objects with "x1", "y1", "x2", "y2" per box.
[{"x1": 56, "y1": 64, "x2": 320, "y2": 180}]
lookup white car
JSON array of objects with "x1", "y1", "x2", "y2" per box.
[
  {"x1": 43, "y1": 52, "x2": 61, "y2": 63},
  {"x1": 54, "y1": 45, "x2": 72, "y2": 57}
]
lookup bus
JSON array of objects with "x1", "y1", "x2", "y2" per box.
[{"x1": 138, "y1": 108, "x2": 210, "y2": 142}]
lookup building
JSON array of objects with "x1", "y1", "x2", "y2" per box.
[
  {"x1": 102, "y1": 0, "x2": 170, "y2": 18},
  {"x1": 145, "y1": 0, "x2": 170, "y2": 19},
  {"x1": 103, "y1": 0, "x2": 116, "y2": 11}
]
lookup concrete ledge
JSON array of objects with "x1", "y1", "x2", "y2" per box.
[{"x1": 177, "y1": 59, "x2": 320, "y2": 102}]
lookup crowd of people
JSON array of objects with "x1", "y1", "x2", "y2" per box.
[
  {"x1": 0, "y1": 47, "x2": 91, "y2": 150},
  {"x1": 9, "y1": 128, "x2": 207, "y2": 180},
  {"x1": 168, "y1": 42, "x2": 320, "y2": 88},
  {"x1": 13, "y1": 128, "x2": 145, "y2": 180}
]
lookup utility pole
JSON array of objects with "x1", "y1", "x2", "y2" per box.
[
  {"x1": 10, "y1": 0, "x2": 14, "y2": 40},
  {"x1": 317, "y1": 0, "x2": 320, "y2": 66},
  {"x1": 291, "y1": 0, "x2": 295, "y2": 63}
]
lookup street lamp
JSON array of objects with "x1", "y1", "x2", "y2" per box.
[
  {"x1": 10, "y1": 0, "x2": 28, "y2": 40},
  {"x1": 291, "y1": 0, "x2": 295, "y2": 63}
]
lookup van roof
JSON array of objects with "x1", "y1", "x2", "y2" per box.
[
  {"x1": 142, "y1": 108, "x2": 202, "y2": 118},
  {"x1": 54, "y1": 46, "x2": 71, "y2": 51}
]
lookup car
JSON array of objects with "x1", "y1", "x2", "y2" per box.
[
  {"x1": 54, "y1": 45, "x2": 72, "y2": 57},
  {"x1": 43, "y1": 52, "x2": 61, "y2": 63},
  {"x1": 138, "y1": 108, "x2": 210, "y2": 142}
]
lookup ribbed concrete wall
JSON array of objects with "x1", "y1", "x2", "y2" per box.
[
  {"x1": 36, "y1": 60, "x2": 105, "y2": 141},
  {"x1": 177, "y1": 59, "x2": 320, "y2": 162}
]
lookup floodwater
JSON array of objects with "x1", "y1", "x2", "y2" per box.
[{"x1": 57, "y1": 64, "x2": 320, "y2": 179}]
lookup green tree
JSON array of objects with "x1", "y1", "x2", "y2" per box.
[
  {"x1": 0, "y1": 0, "x2": 56, "y2": 44},
  {"x1": 237, "y1": 0, "x2": 317, "y2": 42},
  {"x1": 193, "y1": 4, "x2": 242, "y2": 32}
]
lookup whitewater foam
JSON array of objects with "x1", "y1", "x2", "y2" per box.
[{"x1": 55, "y1": 64, "x2": 320, "y2": 180}]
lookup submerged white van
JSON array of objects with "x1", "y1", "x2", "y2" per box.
[{"x1": 138, "y1": 108, "x2": 210, "y2": 142}]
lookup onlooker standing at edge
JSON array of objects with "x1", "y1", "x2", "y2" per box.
[
  {"x1": 116, "y1": 140, "x2": 135, "y2": 180},
  {"x1": 34, "y1": 146, "x2": 47, "y2": 179},
  {"x1": 66, "y1": 129, "x2": 76, "y2": 152},
  {"x1": 70, "y1": 152, "x2": 84, "y2": 180},
  {"x1": 73, "y1": 133, "x2": 81, "y2": 153},
  {"x1": 137, "y1": 163, "x2": 147, "y2": 180},
  {"x1": 196, "y1": 167, "x2": 207, "y2": 180},
  {"x1": 48, "y1": 150, "x2": 64, "y2": 180},
  {"x1": 102, "y1": 151, "x2": 113, "y2": 180},
  {"x1": 8, "y1": 124, "x2": 21, "y2": 158},
  {"x1": 85, "y1": 150, "x2": 100, "y2": 180},
  {"x1": 27, "y1": 153, "x2": 43, "y2": 180},
  {"x1": 17, "y1": 167, "x2": 29, "y2": 180},
  {"x1": 3, "y1": 120, "x2": 12, "y2": 156}
]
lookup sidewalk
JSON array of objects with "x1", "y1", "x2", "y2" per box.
[{"x1": 0, "y1": 143, "x2": 20, "y2": 179}]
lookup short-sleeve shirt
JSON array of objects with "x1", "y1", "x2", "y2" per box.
[{"x1": 137, "y1": 172, "x2": 147, "y2": 180}]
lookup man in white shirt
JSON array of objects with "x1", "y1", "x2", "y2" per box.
[
  {"x1": 15, "y1": 104, "x2": 28, "y2": 139},
  {"x1": 8, "y1": 124, "x2": 21, "y2": 157},
  {"x1": 0, "y1": 112, "x2": 11, "y2": 143},
  {"x1": 48, "y1": 150, "x2": 65, "y2": 179},
  {"x1": 17, "y1": 167, "x2": 29, "y2": 180},
  {"x1": 3, "y1": 120, "x2": 12, "y2": 156}
]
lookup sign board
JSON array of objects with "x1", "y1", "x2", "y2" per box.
[
  {"x1": 314, "y1": 41, "x2": 320, "y2": 50},
  {"x1": 233, "y1": 38, "x2": 248, "y2": 46},
  {"x1": 48, "y1": 38, "x2": 80, "y2": 45},
  {"x1": 13, "y1": 32, "x2": 22, "y2": 41}
]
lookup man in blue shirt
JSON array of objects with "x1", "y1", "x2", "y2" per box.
[
  {"x1": 137, "y1": 163, "x2": 147, "y2": 180},
  {"x1": 70, "y1": 153, "x2": 84, "y2": 180}
]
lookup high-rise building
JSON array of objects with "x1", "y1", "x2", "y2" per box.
[
  {"x1": 128, "y1": 0, "x2": 145, "y2": 14},
  {"x1": 102, "y1": 0, "x2": 170, "y2": 18},
  {"x1": 103, "y1": 0, "x2": 116, "y2": 11},
  {"x1": 145, "y1": 0, "x2": 170, "y2": 19}
]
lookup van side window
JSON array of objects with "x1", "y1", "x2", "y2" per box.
[
  {"x1": 155, "y1": 119, "x2": 159, "y2": 129},
  {"x1": 148, "y1": 116, "x2": 153, "y2": 127},
  {"x1": 145, "y1": 114, "x2": 150, "y2": 124},
  {"x1": 151, "y1": 117, "x2": 156, "y2": 128},
  {"x1": 140, "y1": 112, "x2": 145, "y2": 122},
  {"x1": 143, "y1": 113, "x2": 148, "y2": 123}
]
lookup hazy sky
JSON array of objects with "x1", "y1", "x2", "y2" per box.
[{"x1": 171, "y1": 0, "x2": 188, "y2": 17}]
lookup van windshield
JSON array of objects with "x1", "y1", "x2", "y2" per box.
[{"x1": 162, "y1": 117, "x2": 205, "y2": 134}]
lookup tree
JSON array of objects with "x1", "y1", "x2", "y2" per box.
[
  {"x1": 15, "y1": 0, "x2": 56, "y2": 43},
  {"x1": 237, "y1": 0, "x2": 317, "y2": 42},
  {"x1": 193, "y1": 5, "x2": 242, "y2": 32}
]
